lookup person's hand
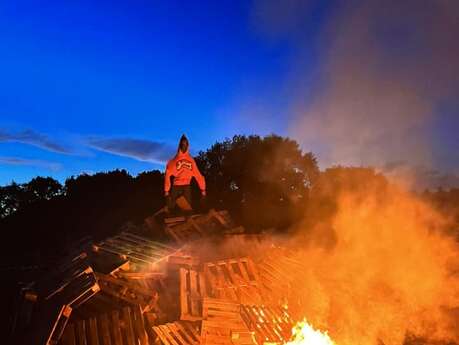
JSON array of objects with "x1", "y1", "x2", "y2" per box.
[
  {"x1": 165, "y1": 191, "x2": 170, "y2": 197},
  {"x1": 201, "y1": 190, "x2": 206, "y2": 197}
]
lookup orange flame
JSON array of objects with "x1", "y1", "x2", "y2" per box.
[{"x1": 285, "y1": 319, "x2": 336, "y2": 345}]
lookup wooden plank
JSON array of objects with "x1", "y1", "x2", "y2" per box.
[
  {"x1": 153, "y1": 321, "x2": 200, "y2": 345},
  {"x1": 76, "y1": 320, "x2": 88, "y2": 345},
  {"x1": 61, "y1": 322, "x2": 76, "y2": 345},
  {"x1": 88, "y1": 317, "x2": 99, "y2": 345},
  {"x1": 123, "y1": 306, "x2": 136, "y2": 345},
  {"x1": 164, "y1": 216, "x2": 186, "y2": 224},
  {"x1": 154, "y1": 325, "x2": 180, "y2": 345},
  {"x1": 175, "y1": 322, "x2": 200, "y2": 345},
  {"x1": 111, "y1": 310, "x2": 123, "y2": 345},
  {"x1": 179, "y1": 268, "x2": 189, "y2": 320},
  {"x1": 132, "y1": 306, "x2": 148, "y2": 345},
  {"x1": 189, "y1": 269, "x2": 200, "y2": 317},
  {"x1": 100, "y1": 313, "x2": 112, "y2": 345}
]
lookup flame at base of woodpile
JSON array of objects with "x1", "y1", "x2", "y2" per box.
[{"x1": 284, "y1": 319, "x2": 335, "y2": 345}]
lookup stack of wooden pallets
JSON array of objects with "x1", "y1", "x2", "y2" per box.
[
  {"x1": 165, "y1": 209, "x2": 244, "y2": 244},
  {"x1": 93, "y1": 231, "x2": 180, "y2": 271},
  {"x1": 11, "y1": 251, "x2": 100, "y2": 345},
  {"x1": 10, "y1": 209, "x2": 303, "y2": 345}
]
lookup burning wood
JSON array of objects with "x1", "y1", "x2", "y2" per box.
[{"x1": 9, "y1": 209, "x2": 343, "y2": 345}]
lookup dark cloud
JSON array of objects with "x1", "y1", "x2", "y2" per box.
[
  {"x1": 87, "y1": 137, "x2": 175, "y2": 163},
  {"x1": 0, "y1": 156, "x2": 62, "y2": 171},
  {"x1": 0, "y1": 129, "x2": 71, "y2": 154}
]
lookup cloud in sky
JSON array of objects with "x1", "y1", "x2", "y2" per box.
[
  {"x1": 87, "y1": 137, "x2": 175, "y2": 163},
  {"x1": 0, "y1": 129, "x2": 72, "y2": 154},
  {"x1": 0, "y1": 156, "x2": 62, "y2": 171}
]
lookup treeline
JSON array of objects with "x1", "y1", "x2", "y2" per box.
[{"x1": 1, "y1": 134, "x2": 458, "y2": 268}]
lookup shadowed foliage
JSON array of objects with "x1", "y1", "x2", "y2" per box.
[{"x1": 196, "y1": 134, "x2": 320, "y2": 230}]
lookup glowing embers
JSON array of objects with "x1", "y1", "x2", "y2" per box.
[{"x1": 285, "y1": 320, "x2": 335, "y2": 345}]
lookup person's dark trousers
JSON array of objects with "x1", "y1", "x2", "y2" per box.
[{"x1": 167, "y1": 185, "x2": 192, "y2": 213}]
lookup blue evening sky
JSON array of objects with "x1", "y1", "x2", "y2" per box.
[
  {"x1": 0, "y1": 1, "x2": 457, "y2": 187},
  {"x1": 0, "y1": 0, "x2": 309, "y2": 184}
]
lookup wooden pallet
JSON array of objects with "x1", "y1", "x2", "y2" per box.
[
  {"x1": 96, "y1": 273, "x2": 158, "y2": 313},
  {"x1": 257, "y1": 247, "x2": 304, "y2": 307},
  {"x1": 204, "y1": 258, "x2": 264, "y2": 304},
  {"x1": 240, "y1": 304, "x2": 293, "y2": 345},
  {"x1": 165, "y1": 209, "x2": 242, "y2": 244},
  {"x1": 179, "y1": 267, "x2": 208, "y2": 320},
  {"x1": 93, "y1": 232, "x2": 179, "y2": 270},
  {"x1": 59, "y1": 305, "x2": 148, "y2": 345},
  {"x1": 201, "y1": 298, "x2": 255, "y2": 345},
  {"x1": 152, "y1": 321, "x2": 201, "y2": 345}
]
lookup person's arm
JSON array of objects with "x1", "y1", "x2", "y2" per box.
[
  {"x1": 164, "y1": 162, "x2": 173, "y2": 196},
  {"x1": 191, "y1": 158, "x2": 206, "y2": 195}
]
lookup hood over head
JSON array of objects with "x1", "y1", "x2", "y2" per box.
[{"x1": 178, "y1": 134, "x2": 189, "y2": 154}]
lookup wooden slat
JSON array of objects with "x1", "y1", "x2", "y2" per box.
[
  {"x1": 76, "y1": 320, "x2": 87, "y2": 345},
  {"x1": 123, "y1": 307, "x2": 136, "y2": 345},
  {"x1": 61, "y1": 322, "x2": 76, "y2": 345},
  {"x1": 111, "y1": 310, "x2": 123, "y2": 345},
  {"x1": 95, "y1": 231, "x2": 178, "y2": 268},
  {"x1": 88, "y1": 317, "x2": 99, "y2": 345},
  {"x1": 100, "y1": 313, "x2": 112, "y2": 345},
  {"x1": 132, "y1": 306, "x2": 148, "y2": 345},
  {"x1": 153, "y1": 321, "x2": 200, "y2": 345}
]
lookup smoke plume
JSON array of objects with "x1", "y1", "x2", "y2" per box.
[
  {"x1": 289, "y1": 178, "x2": 459, "y2": 345},
  {"x1": 254, "y1": 0, "x2": 459, "y2": 184}
]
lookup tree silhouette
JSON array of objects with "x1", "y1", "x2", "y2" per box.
[
  {"x1": 0, "y1": 177, "x2": 63, "y2": 218},
  {"x1": 196, "y1": 134, "x2": 319, "y2": 230}
]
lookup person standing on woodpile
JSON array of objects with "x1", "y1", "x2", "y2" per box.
[{"x1": 164, "y1": 134, "x2": 206, "y2": 213}]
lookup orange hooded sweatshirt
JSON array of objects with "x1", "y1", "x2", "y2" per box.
[{"x1": 164, "y1": 149, "x2": 206, "y2": 193}]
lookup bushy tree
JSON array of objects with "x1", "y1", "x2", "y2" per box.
[
  {"x1": 196, "y1": 134, "x2": 319, "y2": 230},
  {"x1": 0, "y1": 177, "x2": 63, "y2": 218}
]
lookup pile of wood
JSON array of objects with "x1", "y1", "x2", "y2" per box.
[
  {"x1": 9, "y1": 209, "x2": 301, "y2": 345},
  {"x1": 164, "y1": 210, "x2": 244, "y2": 244},
  {"x1": 10, "y1": 251, "x2": 99, "y2": 345}
]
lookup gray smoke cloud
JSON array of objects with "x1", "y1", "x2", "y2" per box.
[{"x1": 253, "y1": 0, "x2": 459, "y2": 187}]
